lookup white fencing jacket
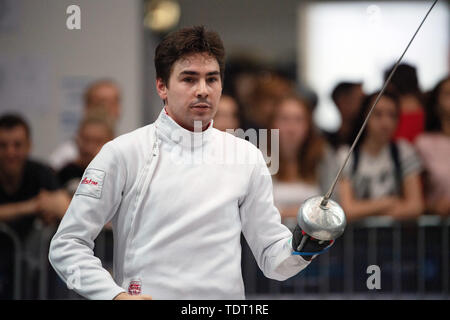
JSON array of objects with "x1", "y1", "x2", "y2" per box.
[{"x1": 49, "y1": 108, "x2": 310, "y2": 300}]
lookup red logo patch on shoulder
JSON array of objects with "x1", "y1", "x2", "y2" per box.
[
  {"x1": 128, "y1": 279, "x2": 142, "y2": 296},
  {"x1": 81, "y1": 177, "x2": 98, "y2": 186},
  {"x1": 75, "y1": 168, "x2": 105, "y2": 199}
]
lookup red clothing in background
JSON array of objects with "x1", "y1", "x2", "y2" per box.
[{"x1": 394, "y1": 109, "x2": 425, "y2": 143}]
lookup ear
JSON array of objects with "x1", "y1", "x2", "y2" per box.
[{"x1": 156, "y1": 78, "x2": 168, "y2": 102}]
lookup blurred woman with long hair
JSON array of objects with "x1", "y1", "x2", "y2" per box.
[
  {"x1": 269, "y1": 94, "x2": 336, "y2": 229},
  {"x1": 338, "y1": 91, "x2": 424, "y2": 222}
]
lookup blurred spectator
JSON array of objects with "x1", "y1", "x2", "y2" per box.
[
  {"x1": 242, "y1": 72, "x2": 295, "y2": 131},
  {"x1": 58, "y1": 110, "x2": 115, "y2": 196},
  {"x1": 223, "y1": 56, "x2": 262, "y2": 120},
  {"x1": 49, "y1": 79, "x2": 121, "y2": 170},
  {"x1": 324, "y1": 81, "x2": 365, "y2": 150},
  {"x1": 415, "y1": 75, "x2": 450, "y2": 216},
  {"x1": 384, "y1": 63, "x2": 425, "y2": 143},
  {"x1": 338, "y1": 92, "x2": 424, "y2": 222},
  {"x1": 0, "y1": 114, "x2": 70, "y2": 299},
  {"x1": 0, "y1": 114, "x2": 70, "y2": 235},
  {"x1": 269, "y1": 95, "x2": 337, "y2": 230},
  {"x1": 213, "y1": 94, "x2": 240, "y2": 132}
]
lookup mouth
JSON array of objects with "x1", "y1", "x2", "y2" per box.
[{"x1": 190, "y1": 103, "x2": 212, "y2": 110}]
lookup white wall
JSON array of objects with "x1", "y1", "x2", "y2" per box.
[
  {"x1": 298, "y1": 1, "x2": 450, "y2": 132},
  {"x1": 0, "y1": 0, "x2": 143, "y2": 162},
  {"x1": 177, "y1": 0, "x2": 300, "y2": 63}
]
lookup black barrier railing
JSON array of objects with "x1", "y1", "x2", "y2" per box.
[
  {"x1": 37, "y1": 224, "x2": 58, "y2": 300},
  {"x1": 0, "y1": 223, "x2": 22, "y2": 300},
  {"x1": 243, "y1": 216, "x2": 449, "y2": 299},
  {"x1": 0, "y1": 217, "x2": 449, "y2": 299}
]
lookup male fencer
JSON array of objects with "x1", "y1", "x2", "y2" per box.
[{"x1": 49, "y1": 26, "x2": 333, "y2": 300}]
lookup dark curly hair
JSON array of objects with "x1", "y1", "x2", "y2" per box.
[{"x1": 154, "y1": 25, "x2": 225, "y2": 86}]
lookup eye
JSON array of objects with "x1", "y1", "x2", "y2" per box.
[
  {"x1": 183, "y1": 77, "x2": 194, "y2": 83},
  {"x1": 207, "y1": 77, "x2": 219, "y2": 83}
]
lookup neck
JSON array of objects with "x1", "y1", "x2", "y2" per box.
[
  {"x1": 400, "y1": 94, "x2": 422, "y2": 112},
  {"x1": 0, "y1": 169, "x2": 22, "y2": 194},
  {"x1": 278, "y1": 154, "x2": 301, "y2": 182},
  {"x1": 362, "y1": 136, "x2": 386, "y2": 156},
  {"x1": 280, "y1": 147, "x2": 299, "y2": 162},
  {"x1": 283, "y1": 161, "x2": 300, "y2": 182}
]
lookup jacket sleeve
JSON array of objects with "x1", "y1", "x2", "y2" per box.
[
  {"x1": 48, "y1": 141, "x2": 127, "y2": 300},
  {"x1": 239, "y1": 149, "x2": 310, "y2": 281}
]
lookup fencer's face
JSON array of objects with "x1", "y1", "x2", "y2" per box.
[
  {"x1": 273, "y1": 98, "x2": 309, "y2": 155},
  {"x1": 0, "y1": 126, "x2": 30, "y2": 177},
  {"x1": 367, "y1": 96, "x2": 398, "y2": 144},
  {"x1": 156, "y1": 52, "x2": 222, "y2": 131}
]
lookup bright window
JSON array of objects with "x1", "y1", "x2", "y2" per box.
[{"x1": 299, "y1": 1, "x2": 449, "y2": 131}]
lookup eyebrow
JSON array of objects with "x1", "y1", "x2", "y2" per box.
[{"x1": 179, "y1": 70, "x2": 220, "y2": 77}]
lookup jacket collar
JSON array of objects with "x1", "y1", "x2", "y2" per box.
[{"x1": 155, "y1": 107, "x2": 214, "y2": 148}]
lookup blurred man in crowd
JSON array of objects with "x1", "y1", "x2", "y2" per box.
[
  {"x1": 49, "y1": 79, "x2": 121, "y2": 171},
  {"x1": 58, "y1": 110, "x2": 115, "y2": 196},
  {"x1": 324, "y1": 81, "x2": 365, "y2": 150},
  {"x1": 213, "y1": 94, "x2": 240, "y2": 132},
  {"x1": 0, "y1": 114, "x2": 70, "y2": 236},
  {"x1": 0, "y1": 114, "x2": 70, "y2": 299}
]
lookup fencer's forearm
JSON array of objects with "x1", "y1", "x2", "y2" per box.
[
  {"x1": 240, "y1": 149, "x2": 310, "y2": 281},
  {"x1": 266, "y1": 237, "x2": 310, "y2": 281}
]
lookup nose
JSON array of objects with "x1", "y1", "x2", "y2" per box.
[
  {"x1": 195, "y1": 79, "x2": 208, "y2": 98},
  {"x1": 6, "y1": 144, "x2": 17, "y2": 157}
]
